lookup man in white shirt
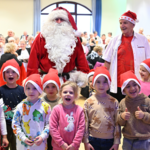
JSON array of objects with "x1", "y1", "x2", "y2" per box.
[{"x1": 103, "y1": 10, "x2": 150, "y2": 101}]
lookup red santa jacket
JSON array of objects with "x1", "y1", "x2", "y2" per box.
[{"x1": 27, "y1": 33, "x2": 89, "y2": 76}]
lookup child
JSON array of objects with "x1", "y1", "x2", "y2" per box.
[
  {"x1": 50, "y1": 81, "x2": 85, "y2": 150},
  {"x1": 139, "y1": 58, "x2": 150, "y2": 97},
  {"x1": 42, "y1": 68, "x2": 60, "y2": 150},
  {"x1": 0, "y1": 59, "x2": 26, "y2": 150},
  {"x1": 83, "y1": 66, "x2": 121, "y2": 150},
  {"x1": 0, "y1": 99, "x2": 9, "y2": 148},
  {"x1": 87, "y1": 69, "x2": 95, "y2": 97},
  {"x1": 117, "y1": 70, "x2": 150, "y2": 150},
  {"x1": 12, "y1": 74, "x2": 51, "y2": 150}
]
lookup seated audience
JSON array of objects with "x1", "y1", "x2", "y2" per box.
[
  {"x1": 20, "y1": 31, "x2": 29, "y2": 40},
  {"x1": 0, "y1": 35, "x2": 5, "y2": 59},
  {"x1": 87, "y1": 45, "x2": 104, "y2": 67},
  {"x1": 5, "y1": 30, "x2": 14, "y2": 43},
  {"x1": 0, "y1": 43, "x2": 22, "y2": 69},
  {"x1": 16, "y1": 39, "x2": 30, "y2": 71}
]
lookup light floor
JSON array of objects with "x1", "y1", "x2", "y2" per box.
[{"x1": 76, "y1": 96, "x2": 123, "y2": 150}]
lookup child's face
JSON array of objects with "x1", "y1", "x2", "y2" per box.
[
  {"x1": 139, "y1": 65, "x2": 150, "y2": 81},
  {"x1": 123, "y1": 81, "x2": 140, "y2": 98},
  {"x1": 88, "y1": 75, "x2": 94, "y2": 89},
  {"x1": 25, "y1": 82, "x2": 40, "y2": 103},
  {"x1": 4, "y1": 68, "x2": 18, "y2": 84},
  {"x1": 44, "y1": 83, "x2": 58, "y2": 98},
  {"x1": 60, "y1": 85, "x2": 76, "y2": 108},
  {"x1": 94, "y1": 76, "x2": 109, "y2": 95}
]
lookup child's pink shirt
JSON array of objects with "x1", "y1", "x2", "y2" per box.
[
  {"x1": 50, "y1": 104, "x2": 85, "y2": 150},
  {"x1": 139, "y1": 79, "x2": 150, "y2": 97}
]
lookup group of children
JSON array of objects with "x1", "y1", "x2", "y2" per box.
[{"x1": 0, "y1": 57, "x2": 150, "y2": 150}]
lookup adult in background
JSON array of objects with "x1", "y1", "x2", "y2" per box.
[
  {"x1": 27, "y1": 7, "x2": 89, "y2": 86},
  {"x1": 0, "y1": 35, "x2": 5, "y2": 58},
  {"x1": 20, "y1": 31, "x2": 29, "y2": 40},
  {"x1": 5, "y1": 30, "x2": 13, "y2": 43},
  {"x1": 103, "y1": 10, "x2": 150, "y2": 102}
]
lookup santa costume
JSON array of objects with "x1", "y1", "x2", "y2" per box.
[{"x1": 27, "y1": 7, "x2": 89, "y2": 87}]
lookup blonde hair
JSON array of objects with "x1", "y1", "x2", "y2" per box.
[
  {"x1": 93, "y1": 46, "x2": 103, "y2": 53},
  {"x1": 59, "y1": 81, "x2": 79, "y2": 100},
  {"x1": 4, "y1": 43, "x2": 16, "y2": 53}
]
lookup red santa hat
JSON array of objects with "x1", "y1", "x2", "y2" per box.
[
  {"x1": 87, "y1": 69, "x2": 95, "y2": 80},
  {"x1": 92, "y1": 66, "x2": 111, "y2": 87},
  {"x1": 119, "y1": 10, "x2": 139, "y2": 24},
  {"x1": 120, "y1": 70, "x2": 141, "y2": 95},
  {"x1": 1, "y1": 59, "x2": 20, "y2": 81},
  {"x1": 140, "y1": 58, "x2": 150, "y2": 73},
  {"x1": 24, "y1": 74, "x2": 43, "y2": 94},
  {"x1": 48, "y1": 7, "x2": 80, "y2": 37},
  {"x1": 42, "y1": 68, "x2": 60, "y2": 91}
]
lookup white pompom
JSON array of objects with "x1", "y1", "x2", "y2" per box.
[{"x1": 74, "y1": 30, "x2": 81, "y2": 37}]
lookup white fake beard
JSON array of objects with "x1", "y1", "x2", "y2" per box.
[{"x1": 42, "y1": 21, "x2": 77, "y2": 73}]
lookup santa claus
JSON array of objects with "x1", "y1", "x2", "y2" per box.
[{"x1": 27, "y1": 7, "x2": 89, "y2": 86}]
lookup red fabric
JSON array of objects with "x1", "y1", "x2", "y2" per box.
[
  {"x1": 121, "y1": 10, "x2": 137, "y2": 21},
  {"x1": 0, "y1": 64, "x2": 26, "y2": 86},
  {"x1": 117, "y1": 35, "x2": 134, "y2": 87},
  {"x1": 27, "y1": 33, "x2": 89, "y2": 76}
]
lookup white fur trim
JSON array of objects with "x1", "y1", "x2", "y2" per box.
[
  {"x1": 69, "y1": 71, "x2": 88, "y2": 87},
  {"x1": 121, "y1": 79, "x2": 141, "y2": 95},
  {"x1": 93, "y1": 74, "x2": 111, "y2": 87},
  {"x1": 43, "y1": 80, "x2": 59, "y2": 92},
  {"x1": 119, "y1": 16, "x2": 135, "y2": 24},
  {"x1": 3, "y1": 66, "x2": 20, "y2": 81},
  {"x1": 87, "y1": 72, "x2": 94, "y2": 80},
  {"x1": 25, "y1": 80, "x2": 43, "y2": 94},
  {"x1": 47, "y1": 9, "x2": 69, "y2": 22},
  {"x1": 74, "y1": 30, "x2": 81, "y2": 37},
  {"x1": 141, "y1": 63, "x2": 150, "y2": 73}
]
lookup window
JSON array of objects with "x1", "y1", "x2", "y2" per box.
[{"x1": 41, "y1": 1, "x2": 92, "y2": 34}]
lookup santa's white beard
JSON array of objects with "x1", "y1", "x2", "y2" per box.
[{"x1": 41, "y1": 21, "x2": 77, "y2": 73}]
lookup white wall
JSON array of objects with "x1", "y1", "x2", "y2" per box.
[
  {"x1": 126, "y1": 0, "x2": 150, "y2": 36},
  {"x1": 0, "y1": 0, "x2": 33, "y2": 37},
  {"x1": 101, "y1": 0, "x2": 127, "y2": 37},
  {"x1": 41, "y1": 0, "x2": 91, "y2": 10}
]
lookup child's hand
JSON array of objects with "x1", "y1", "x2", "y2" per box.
[
  {"x1": 24, "y1": 138, "x2": 34, "y2": 146},
  {"x1": 109, "y1": 144, "x2": 119, "y2": 150},
  {"x1": 34, "y1": 136, "x2": 43, "y2": 146},
  {"x1": 67, "y1": 144, "x2": 75, "y2": 150},
  {"x1": 135, "y1": 106, "x2": 145, "y2": 119},
  {"x1": 2, "y1": 135, "x2": 9, "y2": 147},
  {"x1": 61, "y1": 143, "x2": 68, "y2": 150},
  {"x1": 121, "y1": 108, "x2": 130, "y2": 120},
  {"x1": 84, "y1": 143, "x2": 94, "y2": 150}
]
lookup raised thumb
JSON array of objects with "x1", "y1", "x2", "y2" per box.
[
  {"x1": 137, "y1": 106, "x2": 141, "y2": 111},
  {"x1": 125, "y1": 108, "x2": 128, "y2": 112}
]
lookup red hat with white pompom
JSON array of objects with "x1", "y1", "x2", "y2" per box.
[
  {"x1": 92, "y1": 66, "x2": 111, "y2": 87},
  {"x1": 120, "y1": 70, "x2": 141, "y2": 95},
  {"x1": 119, "y1": 10, "x2": 139, "y2": 24},
  {"x1": 48, "y1": 7, "x2": 81, "y2": 37},
  {"x1": 23, "y1": 74, "x2": 43, "y2": 94},
  {"x1": 140, "y1": 58, "x2": 150, "y2": 73},
  {"x1": 42, "y1": 68, "x2": 60, "y2": 92},
  {"x1": 2, "y1": 59, "x2": 20, "y2": 81}
]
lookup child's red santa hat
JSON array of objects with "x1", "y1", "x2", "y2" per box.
[
  {"x1": 87, "y1": 69, "x2": 95, "y2": 80},
  {"x1": 47, "y1": 7, "x2": 81, "y2": 37},
  {"x1": 119, "y1": 10, "x2": 139, "y2": 24},
  {"x1": 24, "y1": 74, "x2": 43, "y2": 94},
  {"x1": 140, "y1": 58, "x2": 150, "y2": 73},
  {"x1": 42, "y1": 68, "x2": 60, "y2": 91},
  {"x1": 120, "y1": 70, "x2": 141, "y2": 95},
  {"x1": 1, "y1": 59, "x2": 20, "y2": 81},
  {"x1": 92, "y1": 66, "x2": 111, "y2": 87}
]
